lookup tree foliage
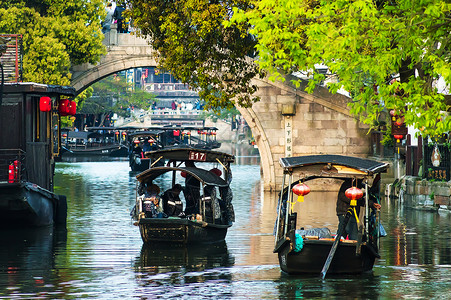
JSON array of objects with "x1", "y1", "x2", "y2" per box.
[
  {"x1": 124, "y1": 0, "x2": 264, "y2": 112},
  {"x1": 0, "y1": 0, "x2": 106, "y2": 86},
  {"x1": 228, "y1": 0, "x2": 451, "y2": 137},
  {"x1": 80, "y1": 75, "x2": 154, "y2": 118},
  {"x1": 125, "y1": 0, "x2": 450, "y2": 137}
]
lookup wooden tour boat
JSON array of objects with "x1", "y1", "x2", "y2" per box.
[
  {"x1": 131, "y1": 147, "x2": 235, "y2": 244},
  {"x1": 61, "y1": 127, "x2": 126, "y2": 156},
  {"x1": 0, "y1": 82, "x2": 76, "y2": 227},
  {"x1": 273, "y1": 155, "x2": 389, "y2": 277}
]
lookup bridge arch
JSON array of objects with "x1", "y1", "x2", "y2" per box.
[
  {"x1": 71, "y1": 29, "x2": 371, "y2": 191},
  {"x1": 72, "y1": 56, "x2": 157, "y2": 94}
]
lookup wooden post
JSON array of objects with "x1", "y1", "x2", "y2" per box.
[{"x1": 406, "y1": 134, "x2": 412, "y2": 175}]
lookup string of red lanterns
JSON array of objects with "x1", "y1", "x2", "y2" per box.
[{"x1": 39, "y1": 97, "x2": 77, "y2": 116}]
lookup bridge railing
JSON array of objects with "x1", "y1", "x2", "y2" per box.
[
  {"x1": 148, "y1": 108, "x2": 202, "y2": 116},
  {"x1": 103, "y1": 24, "x2": 149, "y2": 47}
]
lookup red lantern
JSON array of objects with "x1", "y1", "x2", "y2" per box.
[
  {"x1": 58, "y1": 99, "x2": 70, "y2": 116},
  {"x1": 181, "y1": 171, "x2": 187, "y2": 178},
  {"x1": 68, "y1": 100, "x2": 77, "y2": 115},
  {"x1": 394, "y1": 134, "x2": 404, "y2": 141},
  {"x1": 39, "y1": 97, "x2": 52, "y2": 112},
  {"x1": 292, "y1": 183, "x2": 310, "y2": 202},
  {"x1": 8, "y1": 163, "x2": 14, "y2": 183},
  {"x1": 115, "y1": 131, "x2": 120, "y2": 135},
  {"x1": 173, "y1": 130, "x2": 180, "y2": 136},
  {"x1": 345, "y1": 186, "x2": 363, "y2": 207}
]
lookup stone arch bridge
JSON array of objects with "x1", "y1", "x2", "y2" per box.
[{"x1": 71, "y1": 26, "x2": 372, "y2": 191}]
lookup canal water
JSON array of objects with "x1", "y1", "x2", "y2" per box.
[{"x1": 1, "y1": 156, "x2": 450, "y2": 299}]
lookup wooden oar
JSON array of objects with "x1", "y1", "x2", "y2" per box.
[{"x1": 320, "y1": 208, "x2": 352, "y2": 279}]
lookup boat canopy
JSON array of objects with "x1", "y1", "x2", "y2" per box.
[
  {"x1": 136, "y1": 166, "x2": 229, "y2": 187},
  {"x1": 67, "y1": 131, "x2": 89, "y2": 139},
  {"x1": 3, "y1": 82, "x2": 76, "y2": 96},
  {"x1": 128, "y1": 130, "x2": 165, "y2": 138},
  {"x1": 280, "y1": 155, "x2": 389, "y2": 179},
  {"x1": 86, "y1": 127, "x2": 117, "y2": 131},
  {"x1": 144, "y1": 147, "x2": 235, "y2": 164}
]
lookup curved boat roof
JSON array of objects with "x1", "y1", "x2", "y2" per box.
[
  {"x1": 128, "y1": 130, "x2": 165, "y2": 138},
  {"x1": 280, "y1": 155, "x2": 389, "y2": 175},
  {"x1": 136, "y1": 166, "x2": 229, "y2": 187},
  {"x1": 145, "y1": 147, "x2": 235, "y2": 163}
]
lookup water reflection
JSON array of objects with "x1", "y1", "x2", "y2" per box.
[
  {"x1": 380, "y1": 198, "x2": 451, "y2": 267},
  {"x1": 0, "y1": 227, "x2": 67, "y2": 298},
  {"x1": 276, "y1": 273, "x2": 382, "y2": 299},
  {"x1": 0, "y1": 153, "x2": 450, "y2": 299},
  {"x1": 137, "y1": 241, "x2": 234, "y2": 272}
]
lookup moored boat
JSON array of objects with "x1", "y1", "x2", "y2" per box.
[
  {"x1": 62, "y1": 127, "x2": 125, "y2": 156},
  {"x1": 131, "y1": 147, "x2": 235, "y2": 244},
  {"x1": 0, "y1": 82, "x2": 75, "y2": 227},
  {"x1": 273, "y1": 155, "x2": 389, "y2": 276}
]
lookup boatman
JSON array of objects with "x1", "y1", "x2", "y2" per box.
[
  {"x1": 336, "y1": 179, "x2": 381, "y2": 240},
  {"x1": 184, "y1": 161, "x2": 201, "y2": 215},
  {"x1": 162, "y1": 184, "x2": 184, "y2": 217}
]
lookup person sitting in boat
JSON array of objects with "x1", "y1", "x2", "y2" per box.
[
  {"x1": 142, "y1": 139, "x2": 152, "y2": 153},
  {"x1": 336, "y1": 179, "x2": 381, "y2": 240},
  {"x1": 162, "y1": 184, "x2": 184, "y2": 217},
  {"x1": 143, "y1": 184, "x2": 166, "y2": 218}
]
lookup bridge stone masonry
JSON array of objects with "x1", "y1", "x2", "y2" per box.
[
  {"x1": 70, "y1": 25, "x2": 372, "y2": 191},
  {"x1": 238, "y1": 75, "x2": 371, "y2": 191}
]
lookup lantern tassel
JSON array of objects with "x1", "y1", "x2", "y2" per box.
[
  {"x1": 297, "y1": 195, "x2": 304, "y2": 203},
  {"x1": 290, "y1": 200, "x2": 296, "y2": 211},
  {"x1": 352, "y1": 207, "x2": 359, "y2": 224}
]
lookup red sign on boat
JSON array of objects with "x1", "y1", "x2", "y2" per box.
[{"x1": 189, "y1": 151, "x2": 206, "y2": 161}]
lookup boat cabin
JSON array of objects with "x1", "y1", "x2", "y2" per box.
[
  {"x1": 0, "y1": 82, "x2": 76, "y2": 226},
  {"x1": 0, "y1": 82, "x2": 76, "y2": 189},
  {"x1": 131, "y1": 147, "x2": 235, "y2": 244},
  {"x1": 274, "y1": 155, "x2": 389, "y2": 275}
]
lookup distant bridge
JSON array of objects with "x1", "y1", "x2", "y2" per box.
[{"x1": 70, "y1": 25, "x2": 371, "y2": 191}]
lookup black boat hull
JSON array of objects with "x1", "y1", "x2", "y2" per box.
[
  {"x1": 277, "y1": 240, "x2": 377, "y2": 275},
  {"x1": 0, "y1": 182, "x2": 66, "y2": 227},
  {"x1": 138, "y1": 217, "x2": 231, "y2": 244},
  {"x1": 63, "y1": 145, "x2": 121, "y2": 156},
  {"x1": 130, "y1": 157, "x2": 150, "y2": 172}
]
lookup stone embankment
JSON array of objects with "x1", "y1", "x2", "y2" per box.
[{"x1": 398, "y1": 176, "x2": 451, "y2": 212}]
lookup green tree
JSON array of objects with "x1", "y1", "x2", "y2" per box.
[
  {"x1": 0, "y1": 1, "x2": 106, "y2": 85},
  {"x1": 80, "y1": 74, "x2": 155, "y2": 126},
  {"x1": 228, "y1": 0, "x2": 451, "y2": 137},
  {"x1": 126, "y1": 0, "x2": 450, "y2": 137},
  {"x1": 0, "y1": 0, "x2": 107, "y2": 127},
  {"x1": 125, "y1": 0, "x2": 263, "y2": 112}
]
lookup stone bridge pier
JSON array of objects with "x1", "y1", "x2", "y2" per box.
[
  {"x1": 70, "y1": 26, "x2": 371, "y2": 191},
  {"x1": 238, "y1": 75, "x2": 371, "y2": 192}
]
